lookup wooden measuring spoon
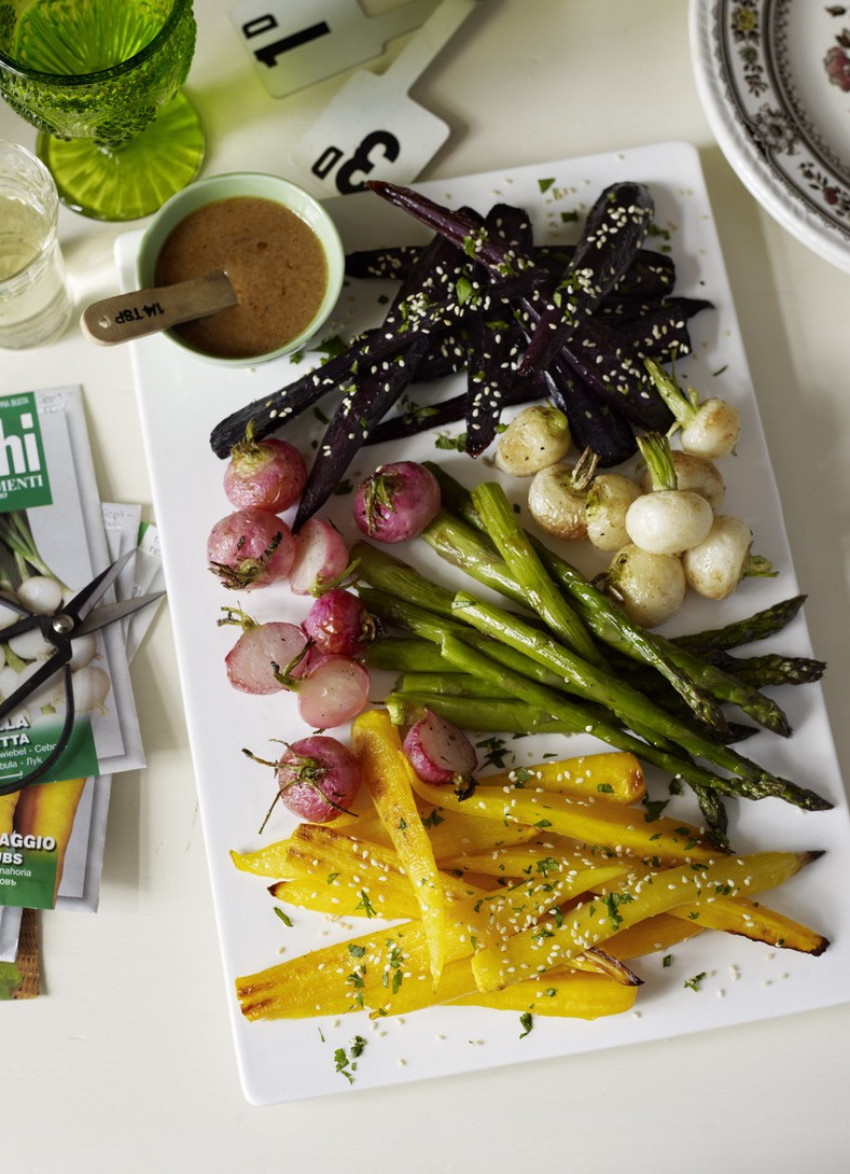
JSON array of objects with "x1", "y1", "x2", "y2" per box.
[{"x1": 80, "y1": 271, "x2": 237, "y2": 346}]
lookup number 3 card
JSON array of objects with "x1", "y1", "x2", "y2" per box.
[{"x1": 292, "y1": 0, "x2": 482, "y2": 194}]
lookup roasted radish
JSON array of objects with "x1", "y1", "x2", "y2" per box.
[
  {"x1": 296, "y1": 655, "x2": 370, "y2": 727},
  {"x1": 402, "y1": 708, "x2": 478, "y2": 798},
  {"x1": 288, "y1": 518, "x2": 350, "y2": 596},
  {"x1": 223, "y1": 428, "x2": 307, "y2": 513},
  {"x1": 353, "y1": 461, "x2": 441, "y2": 543},
  {"x1": 302, "y1": 588, "x2": 376, "y2": 658},
  {"x1": 207, "y1": 508, "x2": 296, "y2": 590},
  {"x1": 221, "y1": 607, "x2": 309, "y2": 694},
  {"x1": 247, "y1": 735, "x2": 362, "y2": 824}
]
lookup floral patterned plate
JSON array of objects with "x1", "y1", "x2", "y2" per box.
[{"x1": 690, "y1": 0, "x2": 850, "y2": 271}]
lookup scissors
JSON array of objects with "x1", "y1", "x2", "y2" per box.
[{"x1": 0, "y1": 550, "x2": 164, "y2": 796}]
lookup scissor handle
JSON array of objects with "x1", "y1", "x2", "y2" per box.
[{"x1": 0, "y1": 607, "x2": 42, "y2": 643}]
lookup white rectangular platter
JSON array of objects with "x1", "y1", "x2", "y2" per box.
[{"x1": 122, "y1": 141, "x2": 850, "y2": 1106}]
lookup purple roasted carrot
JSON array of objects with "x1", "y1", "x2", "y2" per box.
[{"x1": 518, "y1": 181, "x2": 655, "y2": 374}]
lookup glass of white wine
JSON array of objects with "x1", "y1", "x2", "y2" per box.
[{"x1": 0, "y1": 138, "x2": 71, "y2": 349}]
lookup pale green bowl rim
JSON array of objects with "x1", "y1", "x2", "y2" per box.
[{"x1": 136, "y1": 171, "x2": 345, "y2": 367}]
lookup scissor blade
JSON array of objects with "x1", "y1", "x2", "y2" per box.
[
  {"x1": 65, "y1": 548, "x2": 138, "y2": 623},
  {"x1": 75, "y1": 591, "x2": 166, "y2": 636}
]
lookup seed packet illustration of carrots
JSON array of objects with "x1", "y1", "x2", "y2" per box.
[
  {"x1": 13, "y1": 777, "x2": 88, "y2": 902},
  {"x1": 0, "y1": 791, "x2": 18, "y2": 839}
]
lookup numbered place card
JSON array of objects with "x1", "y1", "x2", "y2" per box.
[
  {"x1": 293, "y1": 0, "x2": 481, "y2": 194},
  {"x1": 230, "y1": 0, "x2": 440, "y2": 98}
]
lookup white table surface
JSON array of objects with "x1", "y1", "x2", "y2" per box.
[{"x1": 2, "y1": 1, "x2": 849, "y2": 1169}]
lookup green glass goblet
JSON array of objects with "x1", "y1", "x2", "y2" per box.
[{"x1": 0, "y1": 0, "x2": 205, "y2": 221}]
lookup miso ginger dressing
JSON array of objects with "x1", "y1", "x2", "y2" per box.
[{"x1": 154, "y1": 196, "x2": 328, "y2": 358}]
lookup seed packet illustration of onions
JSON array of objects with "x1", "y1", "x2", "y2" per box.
[{"x1": 0, "y1": 387, "x2": 145, "y2": 804}]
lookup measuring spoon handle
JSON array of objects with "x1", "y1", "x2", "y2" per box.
[{"x1": 81, "y1": 271, "x2": 237, "y2": 346}]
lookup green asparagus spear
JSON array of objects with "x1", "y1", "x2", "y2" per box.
[
  {"x1": 396, "y1": 672, "x2": 513, "y2": 698},
  {"x1": 706, "y1": 651, "x2": 827, "y2": 688},
  {"x1": 672, "y1": 596, "x2": 808, "y2": 654},
  {"x1": 366, "y1": 637, "x2": 449, "y2": 674},
  {"x1": 449, "y1": 591, "x2": 822, "y2": 802},
  {"x1": 437, "y1": 634, "x2": 825, "y2": 808},
  {"x1": 469, "y1": 481, "x2": 603, "y2": 666},
  {"x1": 385, "y1": 691, "x2": 579, "y2": 735},
  {"x1": 355, "y1": 542, "x2": 831, "y2": 811}
]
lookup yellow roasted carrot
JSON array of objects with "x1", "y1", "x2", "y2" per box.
[
  {"x1": 351, "y1": 709, "x2": 447, "y2": 983},
  {"x1": 475, "y1": 860, "x2": 634, "y2": 941},
  {"x1": 230, "y1": 840, "x2": 305, "y2": 880},
  {"x1": 236, "y1": 921, "x2": 430, "y2": 1021},
  {"x1": 476, "y1": 752, "x2": 646, "y2": 804},
  {"x1": 587, "y1": 858, "x2": 830, "y2": 956},
  {"x1": 409, "y1": 773, "x2": 722, "y2": 864},
  {"x1": 666, "y1": 894, "x2": 829, "y2": 955},
  {"x1": 605, "y1": 912, "x2": 705, "y2": 960},
  {"x1": 264, "y1": 824, "x2": 490, "y2": 942},
  {"x1": 472, "y1": 850, "x2": 817, "y2": 993},
  {"x1": 269, "y1": 875, "x2": 421, "y2": 921},
  {"x1": 458, "y1": 970, "x2": 639, "y2": 1019},
  {"x1": 368, "y1": 941, "x2": 639, "y2": 1019}
]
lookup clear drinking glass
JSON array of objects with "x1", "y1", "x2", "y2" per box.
[
  {"x1": 0, "y1": 0, "x2": 205, "y2": 222},
  {"x1": 0, "y1": 138, "x2": 71, "y2": 349}
]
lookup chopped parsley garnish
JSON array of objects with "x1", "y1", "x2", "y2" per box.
[
  {"x1": 334, "y1": 1035, "x2": 367, "y2": 1084},
  {"x1": 435, "y1": 432, "x2": 467, "y2": 452},
  {"x1": 455, "y1": 275, "x2": 475, "y2": 305},
  {"x1": 476, "y1": 736, "x2": 510, "y2": 769},
  {"x1": 604, "y1": 891, "x2": 635, "y2": 930},
  {"x1": 642, "y1": 797, "x2": 669, "y2": 823},
  {"x1": 384, "y1": 943, "x2": 404, "y2": 994},
  {"x1": 357, "y1": 890, "x2": 377, "y2": 918}
]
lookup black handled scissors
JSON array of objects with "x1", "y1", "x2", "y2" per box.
[{"x1": 0, "y1": 550, "x2": 164, "y2": 796}]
